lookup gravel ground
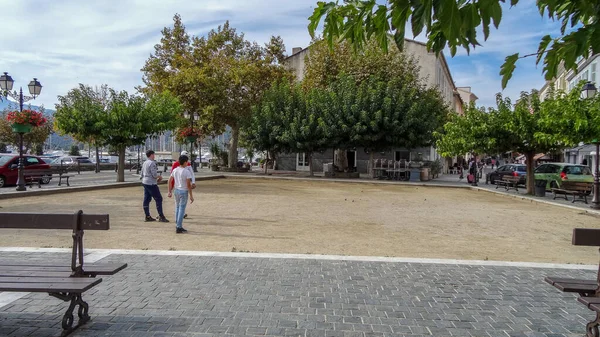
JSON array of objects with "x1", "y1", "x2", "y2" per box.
[{"x1": 0, "y1": 178, "x2": 598, "y2": 264}]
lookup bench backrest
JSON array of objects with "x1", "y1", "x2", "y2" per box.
[
  {"x1": 502, "y1": 175, "x2": 520, "y2": 181},
  {"x1": 0, "y1": 212, "x2": 109, "y2": 231},
  {"x1": 561, "y1": 181, "x2": 592, "y2": 191},
  {"x1": 573, "y1": 228, "x2": 600, "y2": 246}
]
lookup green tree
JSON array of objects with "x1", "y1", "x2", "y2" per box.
[
  {"x1": 55, "y1": 84, "x2": 109, "y2": 172},
  {"x1": 437, "y1": 89, "x2": 585, "y2": 194},
  {"x1": 302, "y1": 38, "x2": 446, "y2": 171},
  {"x1": 101, "y1": 90, "x2": 182, "y2": 182},
  {"x1": 141, "y1": 15, "x2": 291, "y2": 168},
  {"x1": 242, "y1": 81, "x2": 291, "y2": 174},
  {"x1": 57, "y1": 86, "x2": 182, "y2": 182},
  {"x1": 308, "y1": 0, "x2": 600, "y2": 88},
  {"x1": 69, "y1": 145, "x2": 81, "y2": 156},
  {"x1": 278, "y1": 85, "x2": 330, "y2": 177},
  {"x1": 0, "y1": 143, "x2": 7, "y2": 153}
]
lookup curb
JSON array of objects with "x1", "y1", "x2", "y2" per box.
[
  {"x1": 0, "y1": 175, "x2": 226, "y2": 200},
  {"x1": 471, "y1": 185, "x2": 600, "y2": 216},
  {"x1": 0, "y1": 247, "x2": 594, "y2": 270}
]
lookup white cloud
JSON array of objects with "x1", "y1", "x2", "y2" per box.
[
  {"x1": 0, "y1": 0, "x2": 560, "y2": 110},
  {"x1": 0, "y1": 0, "x2": 316, "y2": 108}
]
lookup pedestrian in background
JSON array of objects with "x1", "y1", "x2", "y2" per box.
[
  {"x1": 141, "y1": 150, "x2": 169, "y2": 223},
  {"x1": 168, "y1": 155, "x2": 194, "y2": 233}
]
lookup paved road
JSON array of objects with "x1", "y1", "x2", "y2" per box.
[
  {"x1": 0, "y1": 251, "x2": 594, "y2": 337},
  {"x1": 0, "y1": 168, "x2": 218, "y2": 195}
]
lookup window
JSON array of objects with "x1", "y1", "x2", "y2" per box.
[
  {"x1": 516, "y1": 166, "x2": 526, "y2": 172},
  {"x1": 25, "y1": 157, "x2": 40, "y2": 166},
  {"x1": 535, "y1": 165, "x2": 547, "y2": 173},
  {"x1": 563, "y1": 165, "x2": 591, "y2": 175}
]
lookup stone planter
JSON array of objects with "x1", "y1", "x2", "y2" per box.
[{"x1": 210, "y1": 164, "x2": 220, "y2": 171}]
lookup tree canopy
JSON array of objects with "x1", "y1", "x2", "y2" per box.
[
  {"x1": 308, "y1": 0, "x2": 600, "y2": 88},
  {"x1": 55, "y1": 86, "x2": 182, "y2": 182},
  {"x1": 141, "y1": 14, "x2": 291, "y2": 168},
  {"x1": 436, "y1": 86, "x2": 592, "y2": 194}
]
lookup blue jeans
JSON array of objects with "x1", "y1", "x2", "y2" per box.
[
  {"x1": 143, "y1": 184, "x2": 164, "y2": 217},
  {"x1": 174, "y1": 189, "x2": 188, "y2": 229}
]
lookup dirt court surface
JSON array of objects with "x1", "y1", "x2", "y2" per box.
[{"x1": 0, "y1": 178, "x2": 598, "y2": 264}]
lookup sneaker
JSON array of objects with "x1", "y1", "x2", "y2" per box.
[
  {"x1": 183, "y1": 214, "x2": 188, "y2": 219},
  {"x1": 145, "y1": 216, "x2": 156, "y2": 222},
  {"x1": 176, "y1": 227, "x2": 188, "y2": 233},
  {"x1": 158, "y1": 216, "x2": 170, "y2": 223}
]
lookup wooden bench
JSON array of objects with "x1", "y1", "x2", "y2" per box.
[
  {"x1": 495, "y1": 175, "x2": 520, "y2": 192},
  {"x1": 0, "y1": 211, "x2": 127, "y2": 336},
  {"x1": 24, "y1": 168, "x2": 73, "y2": 188},
  {"x1": 552, "y1": 181, "x2": 592, "y2": 204},
  {"x1": 546, "y1": 228, "x2": 600, "y2": 337}
]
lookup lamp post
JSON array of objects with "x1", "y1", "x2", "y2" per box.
[
  {"x1": 0, "y1": 72, "x2": 42, "y2": 191},
  {"x1": 582, "y1": 82, "x2": 600, "y2": 209},
  {"x1": 183, "y1": 111, "x2": 199, "y2": 172}
]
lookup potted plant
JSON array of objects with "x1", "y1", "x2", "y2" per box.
[{"x1": 7, "y1": 109, "x2": 47, "y2": 133}]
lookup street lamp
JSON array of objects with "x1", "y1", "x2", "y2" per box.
[
  {"x1": 0, "y1": 72, "x2": 42, "y2": 191},
  {"x1": 183, "y1": 111, "x2": 199, "y2": 172},
  {"x1": 582, "y1": 82, "x2": 599, "y2": 209}
]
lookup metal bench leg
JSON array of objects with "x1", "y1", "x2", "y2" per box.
[
  {"x1": 587, "y1": 311, "x2": 600, "y2": 337},
  {"x1": 49, "y1": 292, "x2": 91, "y2": 336}
]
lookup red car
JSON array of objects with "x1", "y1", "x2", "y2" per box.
[{"x1": 0, "y1": 154, "x2": 52, "y2": 187}]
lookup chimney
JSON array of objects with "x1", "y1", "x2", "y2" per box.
[{"x1": 292, "y1": 47, "x2": 302, "y2": 55}]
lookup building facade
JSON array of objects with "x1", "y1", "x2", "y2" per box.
[{"x1": 277, "y1": 39, "x2": 472, "y2": 174}]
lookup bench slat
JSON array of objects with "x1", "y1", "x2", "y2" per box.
[
  {"x1": 578, "y1": 296, "x2": 600, "y2": 308},
  {"x1": 0, "y1": 279, "x2": 101, "y2": 293},
  {"x1": 555, "y1": 282, "x2": 598, "y2": 293},
  {"x1": 0, "y1": 263, "x2": 127, "y2": 276},
  {"x1": 544, "y1": 277, "x2": 597, "y2": 286},
  {"x1": 0, "y1": 213, "x2": 109, "y2": 230},
  {"x1": 573, "y1": 228, "x2": 600, "y2": 246},
  {"x1": 0, "y1": 277, "x2": 101, "y2": 283}
]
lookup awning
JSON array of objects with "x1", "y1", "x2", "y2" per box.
[{"x1": 533, "y1": 153, "x2": 549, "y2": 161}]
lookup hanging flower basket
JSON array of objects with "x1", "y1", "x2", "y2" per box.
[
  {"x1": 11, "y1": 123, "x2": 32, "y2": 133},
  {"x1": 6, "y1": 109, "x2": 47, "y2": 133},
  {"x1": 177, "y1": 126, "x2": 202, "y2": 143}
]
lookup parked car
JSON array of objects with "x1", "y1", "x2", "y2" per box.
[
  {"x1": 487, "y1": 164, "x2": 527, "y2": 185},
  {"x1": 52, "y1": 156, "x2": 93, "y2": 165},
  {"x1": 0, "y1": 154, "x2": 52, "y2": 188},
  {"x1": 534, "y1": 163, "x2": 593, "y2": 190}
]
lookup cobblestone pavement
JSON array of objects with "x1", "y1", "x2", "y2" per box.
[{"x1": 0, "y1": 252, "x2": 596, "y2": 337}]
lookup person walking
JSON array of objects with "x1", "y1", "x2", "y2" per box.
[
  {"x1": 168, "y1": 155, "x2": 194, "y2": 233},
  {"x1": 170, "y1": 150, "x2": 196, "y2": 218},
  {"x1": 142, "y1": 150, "x2": 169, "y2": 222}
]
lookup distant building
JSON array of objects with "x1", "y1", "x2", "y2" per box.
[{"x1": 278, "y1": 39, "x2": 474, "y2": 174}]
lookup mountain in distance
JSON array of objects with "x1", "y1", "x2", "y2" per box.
[{"x1": 0, "y1": 99, "x2": 55, "y2": 115}]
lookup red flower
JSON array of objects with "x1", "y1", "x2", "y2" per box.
[
  {"x1": 178, "y1": 126, "x2": 202, "y2": 139},
  {"x1": 6, "y1": 109, "x2": 47, "y2": 127}
]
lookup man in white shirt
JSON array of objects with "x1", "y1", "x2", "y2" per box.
[
  {"x1": 167, "y1": 155, "x2": 195, "y2": 233},
  {"x1": 169, "y1": 150, "x2": 196, "y2": 219}
]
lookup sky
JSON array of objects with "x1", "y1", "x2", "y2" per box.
[{"x1": 0, "y1": 0, "x2": 563, "y2": 109}]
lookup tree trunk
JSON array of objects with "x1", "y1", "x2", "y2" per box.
[
  {"x1": 308, "y1": 152, "x2": 314, "y2": 177},
  {"x1": 369, "y1": 152, "x2": 374, "y2": 178},
  {"x1": 117, "y1": 146, "x2": 126, "y2": 182},
  {"x1": 95, "y1": 146, "x2": 100, "y2": 173},
  {"x1": 335, "y1": 149, "x2": 348, "y2": 172},
  {"x1": 264, "y1": 151, "x2": 269, "y2": 175},
  {"x1": 228, "y1": 124, "x2": 240, "y2": 168},
  {"x1": 525, "y1": 151, "x2": 535, "y2": 195}
]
